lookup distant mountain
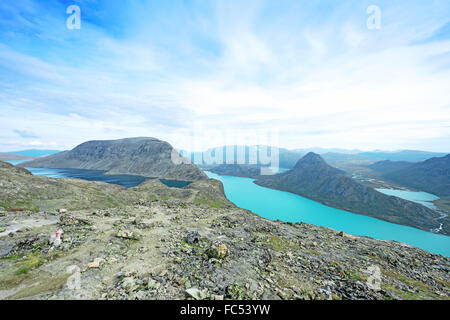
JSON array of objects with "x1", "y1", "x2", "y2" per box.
[
  {"x1": 19, "y1": 137, "x2": 207, "y2": 181},
  {"x1": 186, "y1": 146, "x2": 446, "y2": 170},
  {"x1": 320, "y1": 150, "x2": 448, "y2": 167},
  {"x1": 291, "y1": 149, "x2": 446, "y2": 162},
  {"x1": 321, "y1": 152, "x2": 375, "y2": 166},
  {"x1": 0, "y1": 152, "x2": 34, "y2": 161},
  {"x1": 186, "y1": 145, "x2": 304, "y2": 169},
  {"x1": 207, "y1": 164, "x2": 262, "y2": 179},
  {"x1": 292, "y1": 148, "x2": 362, "y2": 154},
  {"x1": 255, "y1": 153, "x2": 444, "y2": 234},
  {"x1": 369, "y1": 160, "x2": 414, "y2": 174},
  {"x1": 369, "y1": 155, "x2": 450, "y2": 196},
  {"x1": 358, "y1": 150, "x2": 447, "y2": 162},
  {"x1": 298, "y1": 150, "x2": 447, "y2": 167},
  {"x1": 8, "y1": 149, "x2": 61, "y2": 157}
]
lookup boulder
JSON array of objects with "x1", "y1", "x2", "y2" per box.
[{"x1": 207, "y1": 240, "x2": 229, "y2": 259}]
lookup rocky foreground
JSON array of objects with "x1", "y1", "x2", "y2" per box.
[{"x1": 0, "y1": 162, "x2": 449, "y2": 300}]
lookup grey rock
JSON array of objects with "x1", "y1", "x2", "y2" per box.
[{"x1": 186, "y1": 231, "x2": 200, "y2": 244}]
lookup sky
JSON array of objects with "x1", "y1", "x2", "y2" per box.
[{"x1": 0, "y1": 0, "x2": 449, "y2": 152}]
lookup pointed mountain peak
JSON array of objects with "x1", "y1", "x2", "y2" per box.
[
  {"x1": 294, "y1": 152, "x2": 326, "y2": 168},
  {"x1": 303, "y1": 152, "x2": 325, "y2": 161},
  {"x1": 292, "y1": 152, "x2": 344, "y2": 175}
]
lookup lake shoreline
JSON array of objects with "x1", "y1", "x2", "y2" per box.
[
  {"x1": 253, "y1": 179, "x2": 445, "y2": 235},
  {"x1": 205, "y1": 171, "x2": 450, "y2": 258},
  {"x1": 4, "y1": 162, "x2": 449, "y2": 257}
]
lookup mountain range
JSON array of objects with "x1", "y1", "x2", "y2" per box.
[
  {"x1": 0, "y1": 152, "x2": 35, "y2": 161},
  {"x1": 254, "y1": 153, "x2": 445, "y2": 234},
  {"x1": 369, "y1": 155, "x2": 450, "y2": 197},
  {"x1": 12, "y1": 139, "x2": 449, "y2": 233},
  {"x1": 7, "y1": 149, "x2": 60, "y2": 157},
  {"x1": 186, "y1": 146, "x2": 447, "y2": 169},
  {"x1": 185, "y1": 145, "x2": 303, "y2": 169}
]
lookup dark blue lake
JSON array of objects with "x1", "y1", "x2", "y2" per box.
[{"x1": 8, "y1": 160, "x2": 148, "y2": 188}]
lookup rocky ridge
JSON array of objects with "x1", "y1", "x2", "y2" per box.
[
  {"x1": 19, "y1": 137, "x2": 207, "y2": 181},
  {"x1": 255, "y1": 153, "x2": 446, "y2": 235}
]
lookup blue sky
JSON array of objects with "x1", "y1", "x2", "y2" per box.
[{"x1": 0, "y1": 0, "x2": 449, "y2": 152}]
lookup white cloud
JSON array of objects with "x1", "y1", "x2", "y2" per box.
[{"x1": 0, "y1": 1, "x2": 449, "y2": 152}]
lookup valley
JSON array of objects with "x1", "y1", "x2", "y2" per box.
[
  {"x1": 0, "y1": 160, "x2": 449, "y2": 300},
  {"x1": 1, "y1": 139, "x2": 449, "y2": 301}
]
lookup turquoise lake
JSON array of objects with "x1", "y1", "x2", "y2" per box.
[
  {"x1": 6, "y1": 160, "x2": 450, "y2": 257},
  {"x1": 376, "y1": 188, "x2": 439, "y2": 209},
  {"x1": 205, "y1": 171, "x2": 450, "y2": 257}
]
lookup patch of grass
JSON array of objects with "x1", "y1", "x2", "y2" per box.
[
  {"x1": 7, "y1": 273, "x2": 71, "y2": 300},
  {"x1": 181, "y1": 240, "x2": 203, "y2": 252},
  {"x1": 340, "y1": 269, "x2": 364, "y2": 280},
  {"x1": 194, "y1": 199, "x2": 223, "y2": 208},
  {"x1": 0, "y1": 199, "x2": 38, "y2": 212},
  {"x1": 381, "y1": 268, "x2": 441, "y2": 300},
  {"x1": 32, "y1": 241, "x2": 47, "y2": 251},
  {"x1": 267, "y1": 235, "x2": 300, "y2": 252},
  {"x1": 1, "y1": 253, "x2": 25, "y2": 261},
  {"x1": 16, "y1": 252, "x2": 44, "y2": 275},
  {"x1": 226, "y1": 282, "x2": 248, "y2": 300}
]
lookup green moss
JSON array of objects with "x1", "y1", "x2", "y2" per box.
[
  {"x1": 382, "y1": 268, "x2": 442, "y2": 300},
  {"x1": 16, "y1": 252, "x2": 44, "y2": 275},
  {"x1": 181, "y1": 240, "x2": 202, "y2": 251},
  {"x1": 194, "y1": 200, "x2": 223, "y2": 208},
  {"x1": 267, "y1": 235, "x2": 300, "y2": 252},
  {"x1": 340, "y1": 269, "x2": 362, "y2": 280},
  {"x1": 0, "y1": 199, "x2": 38, "y2": 212},
  {"x1": 226, "y1": 282, "x2": 248, "y2": 300},
  {"x1": 1, "y1": 253, "x2": 25, "y2": 261}
]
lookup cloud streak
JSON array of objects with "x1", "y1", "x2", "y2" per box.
[
  {"x1": 0, "y1": 0, "x2": 449, "y2": 152},
  {"x1": 13, "y1": 129, "x2": 39, "y2": 139}
]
